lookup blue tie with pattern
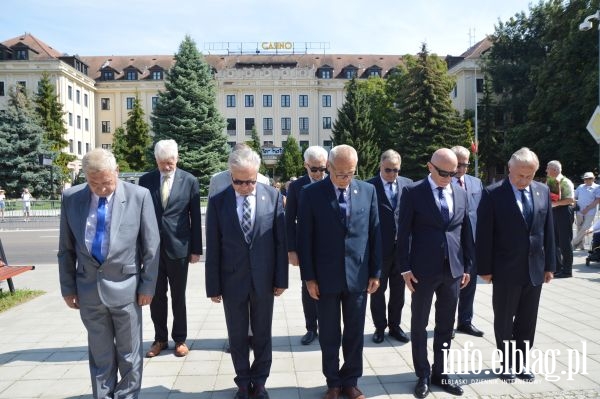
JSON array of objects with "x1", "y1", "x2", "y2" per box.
[
  {"x1": 520, "y1": 189, "x2": 533, "y2": 228},
  {"x1": 388, "y1": 182, "x2": 397, "y2": 209},
  {"x1": 241, "y1": 195, "x2": 252, "y2": 243},
  {"x1": 91, "y1": 197, "x2": 107, "y2": 263},
  {"x1": 338, "y1": 188, "x2": 347, "y2": 226},
  {"x1": 437, "y1": 187, "x2": 450, "y2": 225}
]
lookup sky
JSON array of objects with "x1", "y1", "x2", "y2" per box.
[{"x1": 1, "y1": 0, "x2": 533, "y2": 57}]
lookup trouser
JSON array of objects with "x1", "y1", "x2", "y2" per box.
[
  {"x1": 553, "y1": 206, "x2": 574, "y2": 274},
  {"x1": 572, "y1": 211, "x2": 595, "y2": 248}
]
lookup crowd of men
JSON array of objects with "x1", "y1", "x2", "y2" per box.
[{"x1": 59, "y1": 140, "x2": 590, "y2": 399}]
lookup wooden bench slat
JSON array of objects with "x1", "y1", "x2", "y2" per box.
[{"x1": 0, "y1": 265, "x2": 35, "y2": 281}]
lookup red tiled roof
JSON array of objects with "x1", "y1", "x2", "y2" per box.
[{"x1": 1, "y1": 33, "x2": 63, "y2": 60}]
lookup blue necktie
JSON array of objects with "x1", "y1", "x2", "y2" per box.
[
  {"x1": 338, "y1": 188, "x2": 347, "y2": 226},
  {"x1": 437, "y1": 187, "x2": 450, "y2": 225},
  {"x1": 388, "y1": 182, "x2": 397, "y2": 209},
  {"x1": 520, "y1": 189, "x2": 533, "y2": 228},
  {"x1": 91, "y1": 197, "x2": 107, "y2": 263},
  {"x1": 241, "y1": 195, "x2": 252, "y2": 243}
]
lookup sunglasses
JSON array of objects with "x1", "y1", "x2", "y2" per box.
[
  {"x1": 457, "y1": 163, "x2": 470, "y2": 168},
  {"x1": 232, "y1": 179, "x2": 257, "y2": 186},
  {"x1": 384, "y1": 168, "x2": 400, "y2": 174},
  {"x1": 431, "y1": 163, "x2": 457, "y2": 178},
  {"x1": 309, "y1": 166, "x2": 327, "y2": 173}
]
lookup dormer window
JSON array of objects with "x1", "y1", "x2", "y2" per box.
[
  {"x1": 344, "y1": 67, "x2": 357, "y2": 79},
  {"x1": 15, "y1": 49, "x2": 28, "y2": 60},
  {"x1": 151, "y1": 70, "x2": 163, "y2": 80},
  {"x1": 317, "y1": 66, "x2": 333, "y2": 79},
  {"x1": 101, "y1": 70, "x2": 114, "y2": 80},
  {"x1": 125, "y1": 70, "x2": 138, "y2": 80}
]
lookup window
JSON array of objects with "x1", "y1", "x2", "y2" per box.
[
  {"x1": 323, "y1": 140, "x2": 332, "y2": 150},
  {"x1": 85, "y1": 143, "x2": 90, "y2": 153},
  {"x1": 322, "y1": 95, "x2": 331, "y2": 107},
  {"x1": 368, "y1": 69, "x2": 380, "y2": 77},
  {"x1": 15, "y1": 49, "x2": 28, "y2": 60},
  {"x1": 263, "y1": 94, "x2": 272, "y2": 107},
  {"x1": 152, "y1": 96, "x2": 159, "y2": 110},
  {"x1": 263, "y1": 141, "x2": 273, "y2": 146},
  {"x1": 245, "y1": 95, "x2": 254, "y2": 107},
  {"x1": 476, "y1": 78, "x2": 484, "y2": 93},
  {"x1": 77, "y1": 115, "x2": 81, "y2": 129},
  {"x1": 320, "y1": 69, "x2": 332, "y2": 79},
  {"x1": 68, "y1": 86, "x2": 72, "y2": 100},
  {"x1": 299, "y1": 117, "x2": 309, "y2": 134},
  {"x1": 101, "y1": 70, "x2": 114, "y2": 80},
  {"x1": 125, "y1": 70, "x2": 137, "y2": 80},
  {"x1": 0, "y1": 82, "x2": 4, "y2": 96},
  {"x1": 323, "y1": 117, "x2": 332, "y2": 129},
  {"x1": 76, "y1": 90, "x2": 81, "y2": 104},
  {"x1": 281, "y1": 94, "x2": 290, "y2": 107},
  {"x1": 452, "y1": 85, "x2": 457, "y2": 98},
  {"x1": 245, "y1": 118, "x2": 255, "y2": 135},
  {"x1": 69, "y1": 140, "x2": 73, "y2": 153},
  {"x1": 85, "y1": 118, "x2": 89, "y2": 131},
  {"x1": 345, "y1": 69, "x2": 357, "y2": 79},
  {"x1": 16, "y1": 81, "x2": 26, "y2": 93},
  {"x1": 101, "y1": 121, "x2": 111, "y2": 133},
  {"x1": 281, "y1": 117, "x2": 291, "y2": 135},
  {"x1": 300, "y1": 140, "x2": 309, "y2": 149},
  {"x1": 126, "y1": 97, "x2": 135, "y2": 110},
  {"x1": 101, "y1": 98, "x2": 110, "y2": 110},
  {"x1": 84, "y1": 93, "x2": 88, "y2": 107},
  {"x1": 101, "y1": 144, "x2": 112, "y2": 150},
  {"x1": 77, "y1": 141, "x2": 82, "y2": 155},
  {"x1": 227, "y1": 118, "x2": 237, "y2": 135},
  {"x1": 151, "y1": 70, "x2": 163, "y2": 80},
  {"x1": 299, "y1": 95, "x2": 309, "y2": 107},
  {"x1": 263, "y1": 118, "x2": 273, "y2": 135},
  {"x1": 227, "y1": 142, "x2": 237, "y2": 149},
  {"x1": 226, "y1": 94, "x2": 236, "y2": 107},
  {"x1": 68, "y1": 113, "x2": 73, "y2": 126}
]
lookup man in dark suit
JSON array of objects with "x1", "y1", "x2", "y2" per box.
[
  {"x1": 397, "y1": 148, "x2": 474, "y2": 398},
  {"x1": 205, "y1": 147, "x2": 288, "y2": 399},
  {"x1": 477, "y1": 147, "x2": 555, "y2": 383},
  {"x1": 59, "y1": 149, "x2": 160, "y2": 399},
  {"x1": 367, "y1": 149, "x2": 411, "y2": 344},
  {"x1": 451, "y1": 145, "x2": 484, "y2": 338},
  {"x1": 139, "y1": 139, "x2": 202, "y2": 358},
  {"x1": 286, "y1": 145, "x2": 328, "y2": 346},
  {"x1": 298, "y1": 144, "x2": 381, "y2": 399}
]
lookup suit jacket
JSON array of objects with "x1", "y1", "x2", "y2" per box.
[
  {"x1": 205, "y1": 183, "x2": 288, "y2": 298},
  {"x1": 476, "y1": 179, "x2": 556, "y2": 285},
  {"x1": 396, "y1": 178, "x2": 474, "y2": 279},
  {"x1": 285, "y1": 174, "x2": 312, "y2": 252},
  {"x1": 138, "y1": 168, "x2": 202, "y2": 259},
  {"x1": 367, "y1": 175, "x2": 413, "y2": 260},
  {"x1": 452, "y1": 174, "x2": 483, "y2": 241},
  {"x1": 58, "y1": 181, "x2": 160, "y2": 307},
  {"x1": 297, "y1": 177, "x2": 382, "y2": 294}
]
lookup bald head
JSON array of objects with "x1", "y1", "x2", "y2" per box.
[{"x1": 428, "y1": 148, "x2": 458, "y2": 187}]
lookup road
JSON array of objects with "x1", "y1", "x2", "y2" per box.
[{"x1": 0, "y1": 229, "x2": 59, "y2": 265}]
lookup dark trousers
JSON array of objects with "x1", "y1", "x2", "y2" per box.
[
  {"x1": 553, "y1": 205, "x2": 574, "y2": 273},
  {"x1": 317, "y1": 290, "x2": 367, "y2": 388},
  {"x1": 301, "y1": 280, "x2": 318, "y2": 332},
  {"x1": 370, "y1": 255, "x2": 405, "y2": 330},
  {"x1": 223, "y1": 288, "x2": 274, "y2": 389},
  {"x1": 457, "y1": 262, "x2": 477, "y2": 326},
  {"x1": 410, "y1": 266, "x2": 460, "y2": 378},
  {"x1": 492, "y1": 280, "x2": 542, "y2": 371},
  {"x1": 150, "y1": 251, "x2": 189, "y2": 343}
]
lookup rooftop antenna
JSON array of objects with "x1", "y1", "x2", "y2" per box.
[{"x1": 468, "y1": 27, "x2": 476, "y2": 48}]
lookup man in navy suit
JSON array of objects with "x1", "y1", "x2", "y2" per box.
[
  {"x1": 477, "y1": 147, "x2": 555, "y2": 383},
  {"x1": 298, "y1": 144, "x2": 381, "y2": 399},
  {"x1": 139, "y1": 140, "x2": 202, "y2": 358},
  {"x1": 397, "y1": 148, "x2": 474, "y2": 398},
  {"x1": 450, "y1": 145, "x2": 484, "y2": 338},
  {"x1": 205, "y1": 147, "x2": 288, "y2": 399},
  {"x1": 286, "y1": 145, "x2": 328, "y2": 346},
  {"x1": 367, "y1": 149, "x2": 411, "y2": 344}
]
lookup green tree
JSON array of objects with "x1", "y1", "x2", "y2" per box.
[
  {"x1": 276, "y1": 136, "x2": 304, "y2": 180},
  {"x1": 122, "y1": 95, "x2": 152, "y2": 171},
  {"x1": 151, "y1": 35, "x2": 228, "y2": 192},
  {"x1": 331, "y1": 78, "x2": 380, "y2": 179},
  {"x1": 246, "y1": 126, "x2": 267, "y2": 175},
  {"x1": 0, "y1": 88, "x2": 50, "y2": 197},
  {"x1": 111, "y1": 126, "x2": 131, "y2": 171},
  {"x1": 359, "y1": 77, "x2": 395, "y2": 153},
  {"x1": 476, "y1": 75, "x2": 505, "y2": 182}
]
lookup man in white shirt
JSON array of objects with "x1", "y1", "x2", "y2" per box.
[{"x1": 573, "y1": 172, "x2": 599, "y2": 250}]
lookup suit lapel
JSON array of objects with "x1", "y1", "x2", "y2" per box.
[
  {"x1": 109, "y1": 181, "x2": 126, "y2": 257},
  {"x1": 421, "y1": 179, "x2": 444, "y2": 225},
  {"x1": 501, "y1": 179, "x2": 529, "y2": 229},
  {"x1": 77, "y1": 186, "x2": 92, "y2": 251},
  {"x1": 322, "y1": 177, "x2": 345, "y2": 227},
  {"x1": 251, "y1": 184, "x2": 265, "y2": 243},
  {"x1": 225, "y1": 187, "x2": 246, "y2": 242},
  {"x1": 166, "y1": 169, "x2": 184, "y2": 208},
  {"x1": 375, "y1": 177, "x2": 393, "y2": 210},
  {"x1": 530, "y1": 182, "x2": 543, "y2": 226}
]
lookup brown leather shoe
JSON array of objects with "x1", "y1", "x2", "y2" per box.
[
  {"x1": 146, "y1": 341, "x2": 168, "y2": 358},
  {"x1": 323, "y1": 387, "x2": 342, "y2": 399},
  {"x1": 174, "y1": 342, "x2": 189, "y2": 357},
  {"x1": 342, "y1": 386, "x2": 366, "y2": 399}
]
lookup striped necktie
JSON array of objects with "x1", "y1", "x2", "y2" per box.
[{"x1": 241, "y1": 195, "x2": 252, "y2": 243}]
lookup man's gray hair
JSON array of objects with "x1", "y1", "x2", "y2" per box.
[
  {"x1": 82, "y1": 148, "x2": 118, "y2": 174},
  {"x1": 228, "y1": 148, "x2": 261, "y2": 171},
  {"x1": 154, "y1": 139, "x2": 178, "y2": 161},
  {"x1": 508, "y1": 147, "x2": 539, "y2": 170},
  {"x1": 380, "y1": 149, "x2": 401, "y2": 164},
  {"x1": 451, "y1": 145, "x2": 470, "y2": 159},
  {"x1": 304, "y1": 146, "x2": 328, "y2": 162},
  {"x1": 329, "y1": 144, "x2": 358, "y2": 165},
  {"x1": 547, "y1": 160, "x2": 562, "y2": 173}
]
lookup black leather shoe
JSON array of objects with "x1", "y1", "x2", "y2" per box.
[
  {"x1": 372, "y1": 329, "x2": 385, "y2": 343},
  {"x1": 499, "y1": 368, "x2": 516, "y2": 383},
  {"x1": 431, "y1": 374, "x2": 464, "y2": 396},
  {"x1": 301, "y1": 330, "x2": 317, "y2": 345},
  {"x1": 456, "y1": 324, "x2": 484, "y2": 337},
  {"x1": 516, "y1": 370, "x2": 535, "y2": 382},
  {"x1": 234, "y1": 386, "x2": 249, "y2": 399},
  {"x1": 251, "y1": 384, "x2": 270, "y2": 399},
  {"x1": 389, "y1": 327, "x2": 410, "y2": 343},
  {"x1": 414, "y1": 377, "x2": 430, "y2": 398},
  {"x1": 554, "y1": 272, "x2": 572, "y2": 278}
]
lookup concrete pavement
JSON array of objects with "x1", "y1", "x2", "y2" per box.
[{"x1": 1, "y1": 251, "x2": 600, "y2": 398}]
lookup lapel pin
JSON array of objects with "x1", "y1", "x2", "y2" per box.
[
  {"x1": 353, "y1": 189, "x2": 358, "y2": 195},
  {"x1": 261, "y1": 195, "x2": 265, "y2": 201}
]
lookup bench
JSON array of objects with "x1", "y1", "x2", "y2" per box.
[{"x1": 0, "y1": 264, "x2": 35, "y2": 294}]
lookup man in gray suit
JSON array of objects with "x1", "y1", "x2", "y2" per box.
[
  {"x1": 205, "y1": 147, "x2": 288, "y2": 399},
  {"x1": 58, "y1": 149, "x2": 160, "y2": 399}
]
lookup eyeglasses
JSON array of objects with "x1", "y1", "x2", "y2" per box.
[
  {"x1": 384, "y1": 168, "x2": 400, "y2": 174},
  {"x1": 232, "y1": 179, "x2": 257, "y2": 186},
  {"x1": 457, "y1": 163, "x2": 470, "y2": 168},
  {"x1": 334, "y1": 172, "x2": 357, "y2": 179},
  {"x1": 431, "y1": 163, "x2": 457, "y2": 178},
  {"x1": 309, "y1": 166, "x2": 327, "y2": 173}
]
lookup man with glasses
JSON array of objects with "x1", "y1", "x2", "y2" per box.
[
  {"x1": 298, "y1": 144, "x2": 381, "y2": 399},
  {"x1": 205, "y1": 147, "x2": 288, "y2": 399},
  {"x1": 286, "y1": 145, "x2": 328, "y2": 345},
  {"x1": 397, "y1": 148, "x2": 474, "y2": 398},
  {"x1": 450, "y1": 145, "x2": 484, "y2": 339},
  {"x1": 367, "y1": 150, "x2": 412, "y2": 345}
]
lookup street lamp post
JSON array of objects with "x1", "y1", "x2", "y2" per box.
[{"x1": 580, "y1": 10, "x2": 600, "y2": 173}]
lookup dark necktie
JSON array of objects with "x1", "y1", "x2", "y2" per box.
[
  {"x1": 91, "y1": 197, "x2": 107, "y2": 263},
  {"x1": 437, "y1": 187, "x2": 450, "y2": 225},
  {"x1": 338, "y1": 188, "x2": 347, "y2": 226},
  {"x1": 388, "y1": 182, "x2": 397, "y2": 209},
  {"x1": 241, "y1": 195, "x2": 252, "y2": 243},
  {"x1": 520, "y1": 189, "x2": 533, "y2": 228},
  {"x1": 458, "y1": 178, "x2": 464, "y2": 188}
]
